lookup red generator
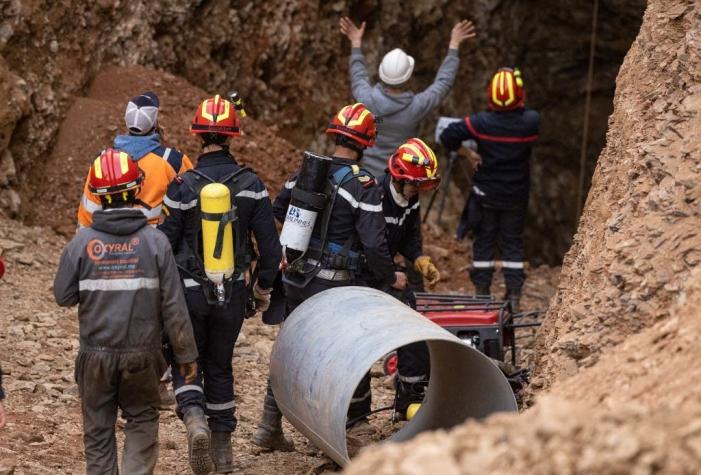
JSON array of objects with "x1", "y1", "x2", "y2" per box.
[{"x1": 414, "y1": 293, "x2": 518, "y2": 364}]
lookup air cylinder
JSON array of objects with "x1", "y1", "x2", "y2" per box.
[
  {"x1": 200, "y1": 183, "x2": 235, "y2": 284},
  {"x1": 279, "y1": 151, "x2": 331, "y2": 262}
]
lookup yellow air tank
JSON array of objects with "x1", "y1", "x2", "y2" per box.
[{"x1": 200, "y1": 183, "x2": 235, "y2": 284}]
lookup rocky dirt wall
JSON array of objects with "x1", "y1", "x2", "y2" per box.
[
  {"x1": 0, "y1": 0, "x2": 644, "y2": 262},
  {"x1": 531, "y1": 0, "x2": 701, "y2": 392}
]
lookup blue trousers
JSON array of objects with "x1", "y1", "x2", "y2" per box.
[{"x1": 172, "y1": 281, "x2": 246, "y2": 432}]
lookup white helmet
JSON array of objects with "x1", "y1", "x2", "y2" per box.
[{"x1": 378, "y1": 48, "x2": 415, "y2": 86}]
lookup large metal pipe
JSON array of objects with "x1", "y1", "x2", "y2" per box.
[{"x1": 270, "y1": 286, "x2": 517, "y2": 467}]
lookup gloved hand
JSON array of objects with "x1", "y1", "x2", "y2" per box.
[
  {"x1": 179, "y1": 361, "x2": 198, "y2": 385},
  {"x1": 253, "y1": 281, "x2": 273, "y2": 313},
  {"x1": 414, "y1": 255, "x2": 441, "y2": 290}
]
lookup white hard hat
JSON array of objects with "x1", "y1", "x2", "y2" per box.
[{"x1": 378, "y1": 48, "x2": 415, "y2": 86}]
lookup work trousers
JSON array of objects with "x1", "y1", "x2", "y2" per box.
[
  {"x1": 76, "y1": 349, "x2": 165, "y2": 475},
  {"x1": 172, "y1": 281, "x2": 246, "y2": 433},
  {"x1": 470, "y1": 203, "x2": 527, "y2": 292},
  {"x1": 283, "y1": 276, "x2": 372, "y2": 422},
  {"x1": 387, "y1": 286, "x2": 430, "y2": 411}
]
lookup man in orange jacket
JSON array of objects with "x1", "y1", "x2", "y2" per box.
[{"x1": 77, "y1": 91, "x2": 192, "y2": 227}]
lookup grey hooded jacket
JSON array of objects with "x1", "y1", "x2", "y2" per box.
[
  {"x1": 349, "y1": 47, "x2": 460, "y2": 176},
  {"x1": 54, "y1": 208, "x2": 197, "y2": 364}
]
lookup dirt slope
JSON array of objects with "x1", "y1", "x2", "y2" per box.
[
  {"x1": 26, "y1": 65, "x2": 301, "y2": 234},
  {"x1": 345, "y1": 1, "x2": 701, "y2": 473}
]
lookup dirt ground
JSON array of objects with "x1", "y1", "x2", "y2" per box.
[{"x1": 0, "y1": 65, "x2": 559, "y2": 474}]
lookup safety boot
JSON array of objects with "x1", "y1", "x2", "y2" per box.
[
  {"x1": 183, "y1": 406, "x2": 213, "y2": 475},
  {"x1": 252, "y1": 399, "x2": 295, "y2": 452},
  {"x1": 474, "y1": 283, "x2": 491, "y2": 297},
  {"x1": 210, "y1": 432, "x2": 233, "y2": 474},
  {"x1": 394, "y1": 379, "x2": 427, "y2": 421}
]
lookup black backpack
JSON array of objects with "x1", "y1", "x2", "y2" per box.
[{"x1": 178, "y1": 167, "x2": 259, "y2": 285}]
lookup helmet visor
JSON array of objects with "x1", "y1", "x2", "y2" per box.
[{"x1": 401, "y1": 176, "x2": 441, "y2": 192}]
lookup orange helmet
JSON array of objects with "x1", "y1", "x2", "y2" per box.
[
  {"x1": 191, "y1": 95, "x2": 240, "y2": 137},
  {"x1": 388, "y1": 138, "x2": 440, "y2": 191},
  {"x1": 88, "y1": 148, "x2": 144, "y2": 196},
  {"x1": 487, "y1": 67, "x2": 525, "y2": 111},
  {"x1": 326, "y1": 103, "x2": 377, "y2": 148}
]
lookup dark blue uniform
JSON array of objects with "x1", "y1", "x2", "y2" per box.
[
  {"x1": 440, "y1": 108, "x2": 539, "y2": 294},
  {"x1": 273, "y1": 156, "x2": 396, "y2": 421},
  {"x1": 159, "y1": 149, "x2": 281, "y2": 433},
  {"x1": 380, "y1": 174, "x2": 430, "y2": 412}
]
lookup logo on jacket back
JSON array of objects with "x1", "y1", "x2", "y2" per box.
[{"x1": 87, "y1": 237, "x2": 140, "y2": 261}]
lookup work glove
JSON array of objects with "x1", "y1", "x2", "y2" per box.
[
  {"x1": 253, "y1": 281, "x2": 273, "y2": 313},
  {"x1": 179, "y1": 361, "x2": 198, "y2": 385},
  {"x1": 414, "y1": 255, "x2": 441, "y2": 290}
]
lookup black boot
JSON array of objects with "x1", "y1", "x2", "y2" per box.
[
  {"x1": 394, "y1": 378, "x2": 427, "y2": 421},
  {"x1": 210, "y1": 432, "x2": 233, "y2": 474},
  {"x1": 506, "y1": 289, "x2": 521, "y2": 314},
  {"x1": 252, "y1": 390, "x2": 294, "y2": 452},
  {"x1": 183, "y1": 406, "x2": 213, "y2": 475}
]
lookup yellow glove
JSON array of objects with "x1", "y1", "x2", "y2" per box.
[{"x1": 414, "y1": 255, "x2": 440, "y2": 290}]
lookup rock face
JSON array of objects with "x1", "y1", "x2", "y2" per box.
[
  {"x1": 532, "y1": 0, "x2": 701, "y2": 390},
  {"x1": 0, "y1": 0, "x2": 643, "y2": 262},
  {"x1": 344, "y1": 1, "x2": 701, "y2": 473}
]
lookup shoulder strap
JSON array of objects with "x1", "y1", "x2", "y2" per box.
[
  {"x1": 219, "y1": 167, "x2": 258, "y2": 197},
  {"x1": 181, "y1": 169, "x2": 215, "y2": 197}
]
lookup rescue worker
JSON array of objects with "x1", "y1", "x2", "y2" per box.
[
  {"x1": 53, "y1": 148, "x2": 198, "y2": 474},
  {"x1": 77, "y1": 91, "x2": 192, "y2": 227},
  {"x1": 339, "y1": 16, "x2": 476, "y2": 177},
  {"x1": 380, "y1": 138, "x2": 441, "y2": 418},
  {"x1": 440, "y1": 67, "x2": 540, "y2": 311},
  {"x1": 252, "y1": 103, "x2": 404, "y2": 450},
  {"x1": 340, "y1": 16, "x2": 475, "y2": 292},
  {"x1": 159, "y1": 95, "x2": 281, "y2": 474}
]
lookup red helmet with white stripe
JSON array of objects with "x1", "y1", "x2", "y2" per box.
[{"x1": 487, "y1": 67, "x2": 525, "y2": 111}]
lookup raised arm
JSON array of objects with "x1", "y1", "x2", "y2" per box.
[
  {"x1": 413, "y1": 20, "x2": 477, "y2": 117},
  {"x1": 340, "y1": 17, "x2": 375, "y2": 106}
]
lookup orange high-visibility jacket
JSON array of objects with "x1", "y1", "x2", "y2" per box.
[{"x1": 78, "y1": 146, "x2": 192, "y2": 227}]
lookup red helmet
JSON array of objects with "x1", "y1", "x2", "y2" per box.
[
  {"x1": 191, "y1": 95, "x2": 240, "y2": 137},
  {"x1": 487, "y1": 67, "x2": 525, "y2": 111},
  {"x1": 388, "y1": 138, "x2": 440, "y2": 191},
  {"x1": 326, "y1": 103, "x2": 377, "y2": 148},
  {"x1": 88, "y1": 149, "x2": 144, "y2": 196}
]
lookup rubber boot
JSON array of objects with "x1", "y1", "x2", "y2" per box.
[
  {"x1": 252, "y1": 392, "x2": 294, "y2": 452},
  {"x1": 506, "y1": 289, "x2": 521, "y2": 314},
  {"x1": 183, "y1": 406, "x2": 213, "y2": 475},
  {"x1": 210, "y1": 432, "x2": 233, "y2": 474}
]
